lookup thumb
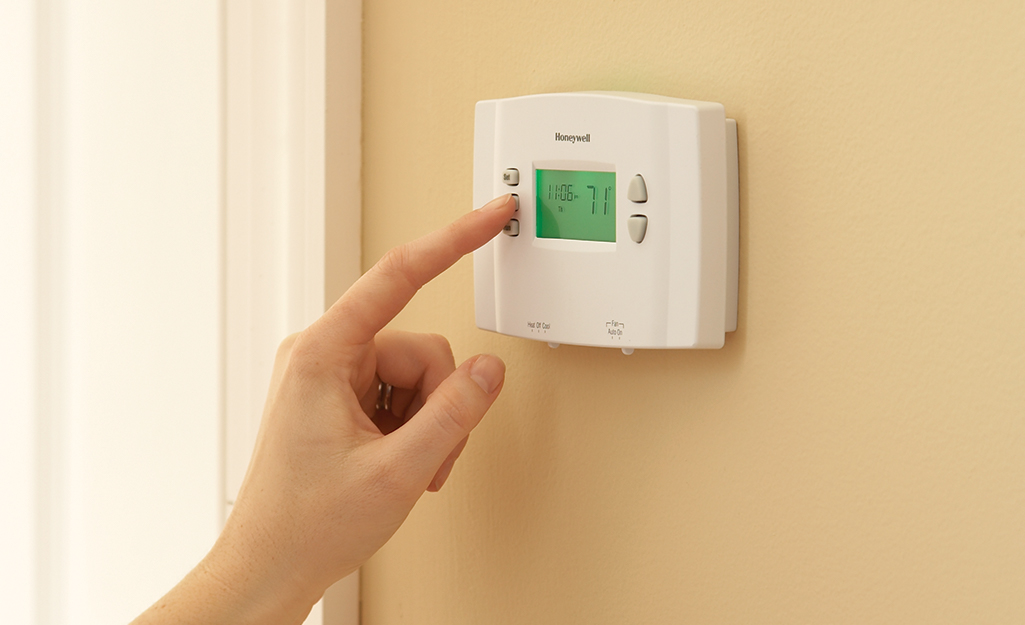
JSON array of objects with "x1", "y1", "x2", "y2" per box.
[{"x1": 385, "y1": 353, "x2": 505, "y2": 486}]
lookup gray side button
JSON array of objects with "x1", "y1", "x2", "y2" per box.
[
  {"x1": 503, "y1": 168, "x2": 519, "y2": 186},
  {"x1": 503, "y1": 219, "x2": 519, "y2": 236},
  {"x1": 628, "y1": 174, "x2": 647, "y2": 202},
  {"x1": 627, "y1": 214, "x2": 647, "y2": 243}
]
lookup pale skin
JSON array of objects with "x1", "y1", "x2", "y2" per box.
[{"x1": 131, "y1": 194, "x2": 517, "y2": 625}]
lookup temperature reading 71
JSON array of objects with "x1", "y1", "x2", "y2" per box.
[{"x1": 586, "y1": 185, "x2": 614, "y2": 215}]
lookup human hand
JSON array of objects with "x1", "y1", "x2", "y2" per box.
[{"x1": 132, "y1": 194, "x2": 516, "y2": 625}]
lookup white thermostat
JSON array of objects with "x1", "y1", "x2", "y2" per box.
[{"x1": 473, "y1": 92, "x2": 739, "y2": 353}]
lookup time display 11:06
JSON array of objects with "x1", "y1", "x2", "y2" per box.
[{"x1": 535, "y1": 169, "x2": 616, "y2": 242}]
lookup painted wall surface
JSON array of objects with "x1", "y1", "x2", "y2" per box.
[{"x1": 354, "y1": 1, "x2": 1025, "y2": 622}]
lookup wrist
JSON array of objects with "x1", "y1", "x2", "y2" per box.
[
  {"x1": 130, "y1": 544, "x2": 316, "y2": 625},
  {"x1": 201, "y1": 514, "x2": 323, "y2": 625}
]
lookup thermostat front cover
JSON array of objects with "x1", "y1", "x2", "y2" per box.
[{"x1": 473, "y1": 92, "x2": 738, "y2": 350}]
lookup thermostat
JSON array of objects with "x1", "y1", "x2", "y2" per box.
[{"x1": 473, "y1": 92, "x2": 739, "y2": 353}]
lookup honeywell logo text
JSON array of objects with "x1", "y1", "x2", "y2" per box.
[{"x1": 555, "y1": 132, "x2": 590, "y2": 143}]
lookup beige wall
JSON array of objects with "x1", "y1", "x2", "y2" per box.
[{"x1": 351, "y1": 1, "x2": 1025, "y2": 622}]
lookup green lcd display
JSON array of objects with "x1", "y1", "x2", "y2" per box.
[{"x1": 536, "y1": 169, "x2": 616, "y2": 242}]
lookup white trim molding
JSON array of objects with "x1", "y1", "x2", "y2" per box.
[
  {"x1": 1, "y1": 3, "x2": 46, "y2": 623},
  {"x1": 223, "y1": 0, "x2": 326, "y2": 509},
  {"x1": 224, "y1": 1, "x2": 361, "y2": 624}
]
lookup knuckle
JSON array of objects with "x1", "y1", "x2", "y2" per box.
[
  {"x1": 377, "y1": 245, "x2": 420, "y2": 291},
  {"x1": 426, "y1": 333, "x2": 452, "y2": 357},
  {"x1": 430, "y1": 391, "x2": 474, "y2": 440},
  {"x1": 276, "y1": 333, "x2": 301, "y2": 360},
  {"x1": 284, "y1": 332, "x2": 324, "y2": 376}
]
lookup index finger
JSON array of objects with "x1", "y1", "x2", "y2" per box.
[{"x1": 316, "y1": 194, "x2": 515, "y2": 347}]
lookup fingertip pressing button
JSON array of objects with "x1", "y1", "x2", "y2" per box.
[
  {"x1": 503, "y1": 168, "x2": 519, "y2": 186},
  {"x1": 628, "y1": 174, "x2": 647, "y2": 203},
  {"x1": 628, "y1": 214, "x2": 648, "y2": 243},
  {"x1": 503, "y1": 219, "x2": 519, "y2": 236}
]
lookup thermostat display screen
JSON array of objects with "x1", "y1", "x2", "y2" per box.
[{"x1": 536, "y1": 169, "x2": 616, "y2": 242}]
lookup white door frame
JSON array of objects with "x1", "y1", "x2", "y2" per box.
[{"x1": 224, "y1": 1, "x2": 362, "y2": 624}]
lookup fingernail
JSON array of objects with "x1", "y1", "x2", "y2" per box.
[
  {"x1": 433, "y1": 462, "x2": 455, "y2": 491},
  {"x1": 469, "y1": 354, "x2": 504, "y2": 394},
  {"x1": 479, "y1": 194, "x2": 511, "y2": 211}
]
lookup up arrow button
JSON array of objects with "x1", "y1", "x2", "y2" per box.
[{"x1": 628, "y1": 174, "x2": 648, "y2": 203}]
